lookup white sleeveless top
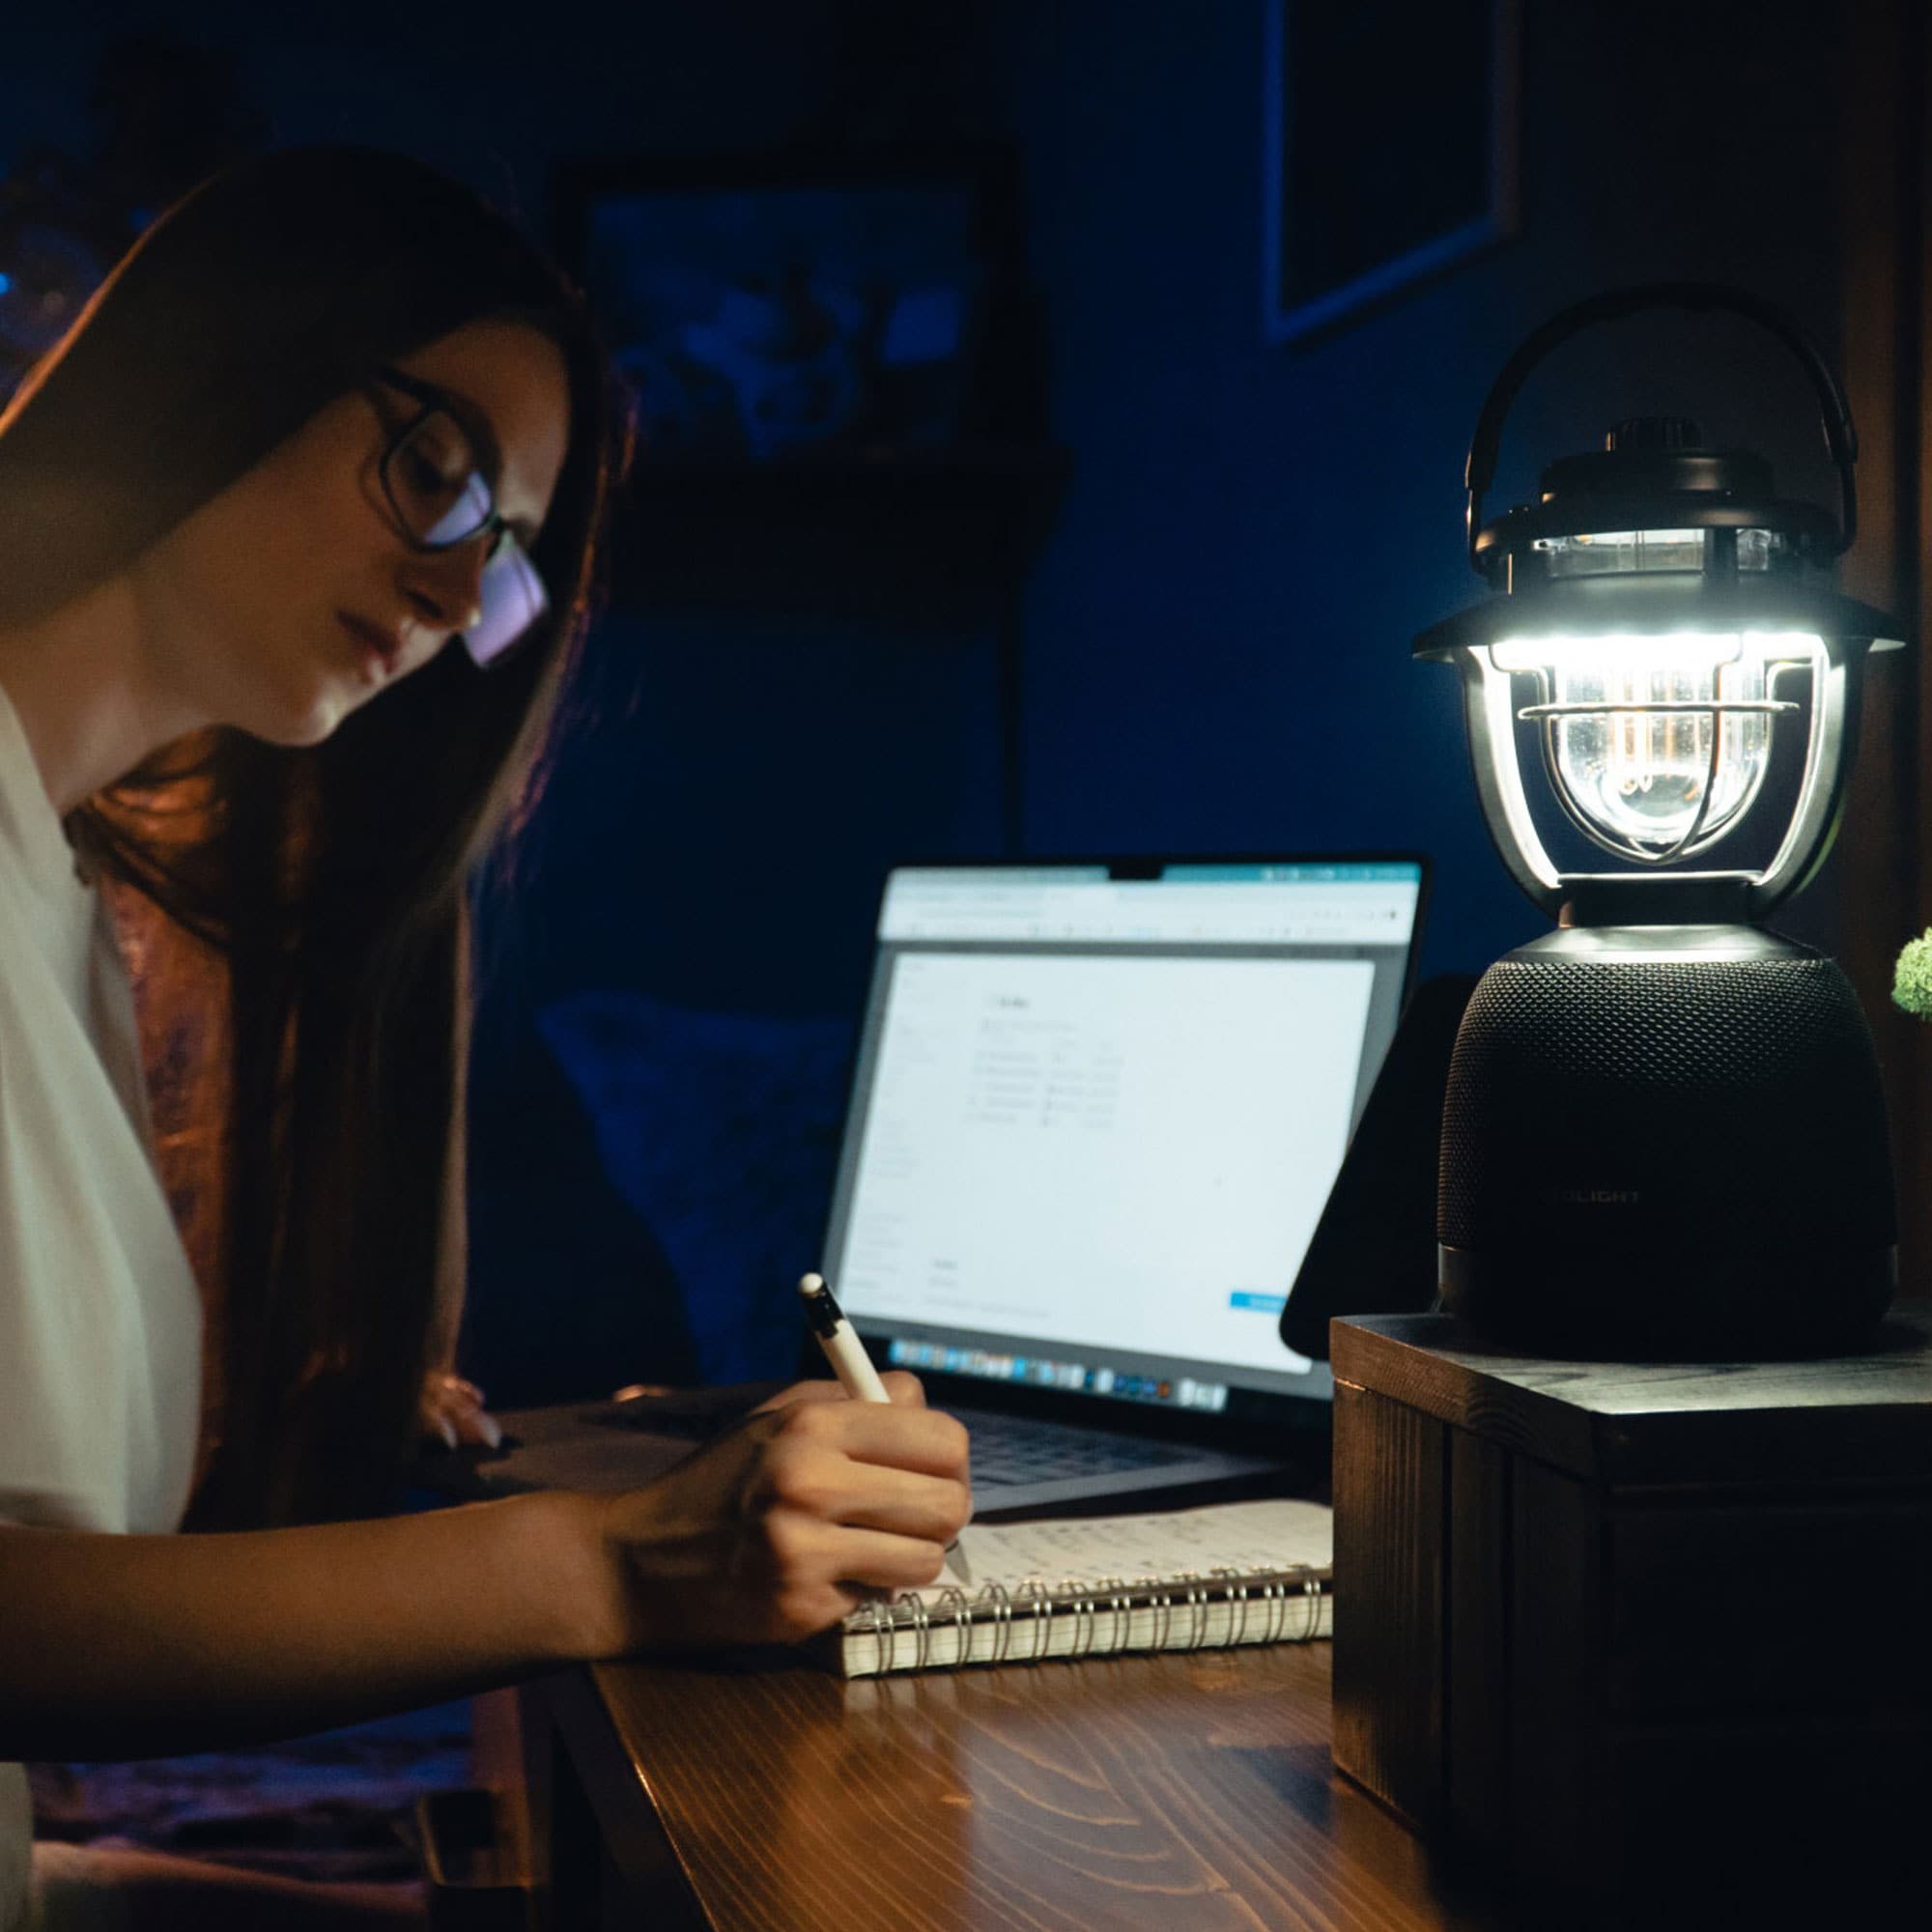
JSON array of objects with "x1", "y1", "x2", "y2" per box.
[{"x1": 0, "y1": 682, "x2": 202, "y2": 1930}]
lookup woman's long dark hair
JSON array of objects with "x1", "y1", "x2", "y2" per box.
[{"x1": 0, "y1": 146, "x2": 633, "y2": 1525}]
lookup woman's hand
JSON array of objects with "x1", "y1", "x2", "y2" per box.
[
  {"x1": 418, "y1": 1371, "x2": 502, "y2": 1450},
  {"x1": 587, "y1": 1372, "x2": 972, "y2": 1654}
]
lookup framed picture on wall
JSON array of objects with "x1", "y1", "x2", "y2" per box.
[
  {"x1": 1263, "y1": 0, "x2": 1520, "y2": 346},
  {"x1": 554, "y1": 146, "x2": 1029, "y2": 465}
]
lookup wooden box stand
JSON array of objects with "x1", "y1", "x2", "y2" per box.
[{"x1": 1330, "y1": 1309, "x2": 1932, "y2": 1921}]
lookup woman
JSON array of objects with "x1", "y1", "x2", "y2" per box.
[{"x1": 0, "y1": 147, "x2": 970, "y2": 1928}]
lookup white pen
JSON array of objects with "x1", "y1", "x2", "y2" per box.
[{"x1": 798, "y1": 1272, "x2": 972, "y2": 1585}]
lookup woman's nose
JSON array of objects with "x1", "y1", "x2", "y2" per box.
[{"x1": 400, "y1": 539, "x2": 488, "y2": 634}]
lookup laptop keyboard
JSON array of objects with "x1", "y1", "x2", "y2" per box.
[
  {"x1": 587, "y1": 1392, "x2": 1197, "y2": 1491},
  {"x1": 960, "y1": 1408, "x2": 1194, "y2": 1491}
]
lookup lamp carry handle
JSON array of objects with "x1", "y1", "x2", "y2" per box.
[{"x1": 1462, "y1": 280, "x2": 1859, "y2": 572}]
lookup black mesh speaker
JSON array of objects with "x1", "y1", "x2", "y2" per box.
[{"x1": 1437, "y1": 925, "x2": 1896, "y2": 1357}]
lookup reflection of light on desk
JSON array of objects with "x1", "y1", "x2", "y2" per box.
[
  {"x1": 951, "y1": 1655, "x2": 1252, "y2": 1914},
  {"x1": 746, "y1": 1672, "x2": 978, "y2": 1916}
]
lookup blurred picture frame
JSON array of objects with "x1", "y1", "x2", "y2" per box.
[
  {"x1": 555, "y1": 145, "x2": 1027, "y2": 465},
  {"x1": 1263, "y1": 0, "x2": 1520, "y2": 347}
]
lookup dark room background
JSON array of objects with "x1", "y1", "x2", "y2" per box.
[{"x1": 0, "y1": 0, "x2": 1918, "y2": 1406}]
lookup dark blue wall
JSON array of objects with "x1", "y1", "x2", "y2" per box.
[
  {"x1": 983, "y1": 0, "x2": 1852, "y2": 980},
  {"x1": 0, "y1": 1, "x2": 1861, "y2": 1401}
]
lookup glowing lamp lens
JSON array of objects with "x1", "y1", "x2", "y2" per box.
[{"x1": 1489, "y1": 631, "x2": 1820, "y2": 859}]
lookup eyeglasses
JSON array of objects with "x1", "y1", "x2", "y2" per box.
[{"x1": 370, "y1": 366, "x2": 549, "y2": 668}]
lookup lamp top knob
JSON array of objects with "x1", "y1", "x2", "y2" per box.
[{"x1": 1605, "y1": 414, "x2": 1705, "y2": 452}]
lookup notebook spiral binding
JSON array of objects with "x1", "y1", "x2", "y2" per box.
[{"x1": 850, "y1": 1562, "x2": 1328, "y2": 1675}]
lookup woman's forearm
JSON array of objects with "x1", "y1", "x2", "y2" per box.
[
  {"x1": 0, "y1": 1490, "x2": 611, "y2": 1760},
  {"x1": 0, "y1": 1375, "x2": 975, "y2": 1763}
]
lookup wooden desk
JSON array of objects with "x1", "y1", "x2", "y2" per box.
[
  {"x1": 525, "y1": 1639, "x2": 1506, "y2": 1932},
  {"x1": 464, "y1": 1399, "x2": 1498, "y2": 1927}
]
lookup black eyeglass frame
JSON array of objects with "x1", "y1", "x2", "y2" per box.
[
  {"x1": 364, "y1": 365, "x2": 551, "y2": 670},
  {"x1": 368, "y1": 364, "x2": 523, "y2": 558}
]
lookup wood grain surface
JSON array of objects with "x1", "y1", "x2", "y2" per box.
[
  {"x1": 545, "y1": 1641, "x2": 1509, "y2": 1932},
  {"x1": 1330, "y1": 1308, "x2": 1932, "y2": 1485},
  {"x1": 1330, "y1": 1382, "x2": 1446, "y2": 1836}
]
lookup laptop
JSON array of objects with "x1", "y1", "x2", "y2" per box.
[{"x1": 816, "y1": 856, "x2": 1428, "y2": 1515}]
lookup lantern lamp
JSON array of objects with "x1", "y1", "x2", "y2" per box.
[{"x1": 1416, "y1": 284, "x2": 1908, "y2": 1357}]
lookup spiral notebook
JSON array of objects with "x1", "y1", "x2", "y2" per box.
[{"x1": 821, "y1": 1496, "x2": 1333, "y2": 1678}]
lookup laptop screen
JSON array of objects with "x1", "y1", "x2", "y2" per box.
[{"x1": 821, "y1": 859, "x2": 1425, "y2": 1422}]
